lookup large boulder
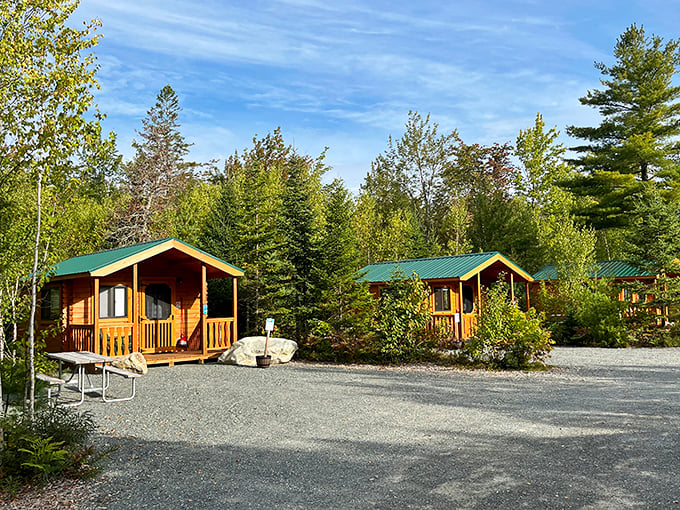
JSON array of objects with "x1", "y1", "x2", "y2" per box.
[
  {"x1": 218, "y1": 336, "x2": 298, "y2": 367},
  {"x1": 111, "y1": 352, "x2": 148, "y2": 375}
]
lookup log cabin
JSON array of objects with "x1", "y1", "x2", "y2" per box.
[
  {"x1": 532, "y1": 260, "x2": 669, "y2": 318},
  {"x1": 39, "y1": 238, "x2": 244, "y2": 366},
  {"x1": 533, "y1": 260, "x2": 656, "y2": 291},
  {"x1": 360, "y1": 252, "x2": 534, "y2": 340}
]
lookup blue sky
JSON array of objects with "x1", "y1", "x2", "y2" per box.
[{"x1": 73, "y1": 0, "x2": 680, "y2": 190}]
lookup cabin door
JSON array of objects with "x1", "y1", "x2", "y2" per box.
[{"x1": 141, "y1": 282, "x2": 176, "y2": 353}]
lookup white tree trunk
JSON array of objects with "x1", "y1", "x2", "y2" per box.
[{"x1": 26, "y1": 170, "x2": 42, "y2": 419}]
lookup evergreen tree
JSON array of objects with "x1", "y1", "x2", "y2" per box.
[
  {"x1": 625, "y1": 185, "x2": 680, "y2": 271},
  {"x1": 201, "y1": 130, "x2": 288, "y2": 335},
  {"x1": 278, "y1": 155, "x2": 325, "y2": 340},
  {"x1": 112, "y1": 85, "x2": 193, "y2": 246},
  {"x1": 318, "y1": 180, "x2": 375, "y2": 342},
  {"x1": 566, "y1": 24, "x2": 680, "y2": 227}
]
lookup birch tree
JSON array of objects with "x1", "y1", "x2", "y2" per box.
[{"x1": 0, "y1": 0, "x2": 103, "y2": 417}]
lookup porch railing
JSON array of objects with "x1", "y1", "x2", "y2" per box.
[
  {"x1": 430, "y1": 314, "x2": 476, "y2": 340},
  {"x1": 99, "y1": 324, "x2": 134, "y2": 357},
  {"x1": 64, "y1": 325, "x2": 95, "y2": 352},
  {"x1": 206, "y1": 318, "x2": 235, "y2": 351}
]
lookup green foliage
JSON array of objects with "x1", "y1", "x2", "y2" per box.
[
  {"x1": 625, "y1": 185, "x2": 680, "y2": 272},
  {"x1": 465, "y1": 278, "x2": 553, "y2": 369},
  {"x1": 568, "y1": 24, "x2": 680, "y2": 182},
  {"x1": 353, "y1": 193, "x2": 424, "y2": 264},
  {"x1": 157, "y1": 180, "x2": 221, "y2": 246},
  {"x1": 1, "y1": 338, "x2": 56, "y2": 409},
  {"x1": 539, "y1": 278, "x2": 630, "y2": 347},
  {"x1": 316, "y1": 180, "x2": 377, "y2": 343},
  {"x1": 566, "y1": 24, "x2": 680, "y2": 234},
  {"x1": 1, "y1": 406, "x2": 97, "y2": 482},
  {"x1": 573, "y1": 281, "x2": 630, "y2": 347},
  {"x1": 536, "y1": 214, "x2": 596, "y2": 280},
  {"x1": 515, "y1": 113, "x2": 574, "y2": 215},
  {"x1": 111, "y1": 84, "x2": 195, "y2": 246},
  {"x1": 277, "y1": 155, "x2": 326, "y2": 340},
  {"x1": 18, "y1": 436, "x2": 68, "y2": 481},
  {"x1": 365, "y1": 111, "x2": 459, "y2": 251},
  {"x1": 374, "y1": 270, "x2": 435, "y2": 363},
  {"x1": 201, "y1": 129, "x2": 290, "y2": 335}
]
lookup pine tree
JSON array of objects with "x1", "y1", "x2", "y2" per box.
[
  {"x1": 626, "y1": 185, "x2": 680, "y2": 271},
  {"x1": 112, "y1": 85, "x2": 193, "y2": 246},
  {"x1": 202, "y1": 130, "x2": 288, "y2": 335},
  {"x1": 566, "y1": 24, "x2": 680, "y2": 227},
  {"x1": 318, "y1": 180, "x2": 375, "y2": 341},
  {"x1": 278, "y1": 155, "x2": 326, "y2": 340}
]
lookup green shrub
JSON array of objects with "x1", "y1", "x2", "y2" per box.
[
  {"x1": 573, "y1": 280, "x2": 630, "y2": 347},
  {"x1": 18, "y1": 436, "x2": 69, "y2": 481},
  {"x1": 538, "y1": 278, "x2": 630, "y2": 347},
  {"x1": 299, "y1": 319, "x2": 380, "y2": 363},
  {"x1": 374, "y1": 270, "x2": 436, "y2": 363},
  {"x1": 465, "y1": 278, "x2": 553, "y2": 369},
  {"x1": 0, "y1": 406, "x2": 97, "y2": 483},
  {"x1": 1, "y1": 338, "x2": 57, "y2": 410}
]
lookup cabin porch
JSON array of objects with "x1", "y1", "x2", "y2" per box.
[{"x1": 62, "y1": 317, "x2": 236, "y2": 366}]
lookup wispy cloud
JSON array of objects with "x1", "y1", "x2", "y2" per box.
[{"x1": 72, "y1": 0, "x2": 680, "y2": 188}]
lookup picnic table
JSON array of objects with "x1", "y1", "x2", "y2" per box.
[{"x1": 46, "y1": 351, "x2": 114, "y2": 407}]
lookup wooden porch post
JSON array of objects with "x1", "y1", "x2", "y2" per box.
[
  {"x1": 93, "y1": 278, "x2": 100, "y2": 354},
  {"x1": 201, "y1": 263, "x2": 207, "y2": 356},
  {"x1": 458, "y1": 281, "x2": 463, "y2": 340},
  {"x1": 232, "y1": 276, "x2": 238, "y2": 345},
  {"x1": 525, "y1": 282, "x2": 530, "y2": 311},
  {"x1": 477, "y1": 272, "x2": 482, "y2": 314},
  {"x1": 132, "y1": 263, "x2": 139, "y2": 351},
  {"x1": 510, "y1": 273, "x2": 515, "y2": 303}
]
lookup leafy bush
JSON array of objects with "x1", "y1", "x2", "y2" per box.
[
  {"x1": 538, "y1": 278, "x2": 630, "y2": 347},
  {"x1": 298, "y1": 319, "x2": 379, "y2": 363},
  {"x1": 374, "y1": 270, "x2": 436, "y2": 363},
  {"x1": 1, "y1": 338, "x2": 57, "y2": 410},
  {"x1": 573, "y1": 280, "x2": 630, "y2": 347},
  {"x1": 18, "y1": 436, "x2": 69, "y2": 481},
  {"x1": 1, "y1": 406, "x2": 97, "y2": 483},
  {"x1": 465, "y1": 279, "x2": 553, "y2": 369}
]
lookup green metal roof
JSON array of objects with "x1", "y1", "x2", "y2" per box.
[
  {"x1": 533, "y1": 260, "x2": 655, "y2": 281},
  {"x1": 53, "y1": 238, "x2": 243, "y2": 278},
  {"x1": 360, "y1": 251, "x2": 527, "y2": 283}
]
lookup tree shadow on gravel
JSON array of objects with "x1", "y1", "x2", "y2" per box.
[
  {"x1": 82, "y1": 360, "x2": 680, "y2": 509},
  {"x1": 87, "y1": 428, "x2": 678, "y2": 510}
]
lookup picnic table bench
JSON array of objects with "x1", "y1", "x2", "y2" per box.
[
  {"x1": 100, "y1": 365, "x2": 142, "y2": 402},
  {"x1": 36, "y1": 372, "x2": 66, "y2": 405}
]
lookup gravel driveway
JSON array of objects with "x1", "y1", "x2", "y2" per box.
[{"x1": 74, "y1": 348, "x2": 679, "y2": 509}]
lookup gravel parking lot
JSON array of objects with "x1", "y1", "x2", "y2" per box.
[{"x1": 73, "y1": 347, "x2": 680, "y2": 509}]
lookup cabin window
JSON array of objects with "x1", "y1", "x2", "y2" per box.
[
  {"x1": 99, "y1": 286, "x2": 128, "y2": 319},
  {"x1": 40, "y1": 287, "x2": 60, "y2": 321},
  {"x1": 433, "y1": 287, "x2": 451, "y2": 312},
  {"x1": 462, "y1": 286, "x2": 474, "y2": 314}
]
